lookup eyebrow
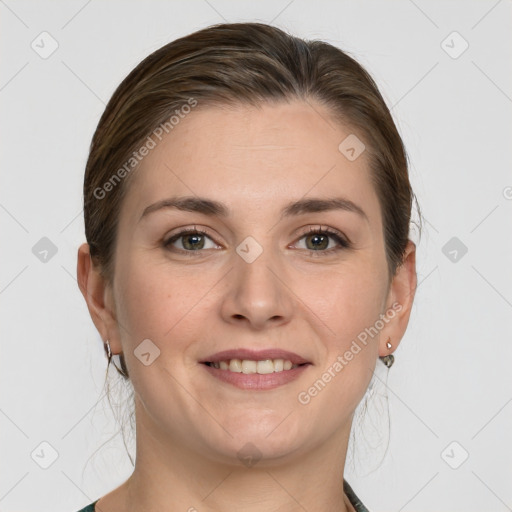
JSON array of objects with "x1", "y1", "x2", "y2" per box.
[{"x1": 139, "y1": 196, "x2": 369, "y2": 223}]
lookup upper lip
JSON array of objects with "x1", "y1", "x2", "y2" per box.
[{"x1": 200, "y1": 349, "x2": 311, "y2": 365}]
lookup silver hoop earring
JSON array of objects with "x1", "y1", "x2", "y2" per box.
[
  {"x1": 104, "y1": 339, "x2": 130, "y2": 378},
  {"x1": 104, "y1": 339, "x2": 112, "y2": 362}
]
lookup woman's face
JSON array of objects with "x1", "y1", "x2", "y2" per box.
[{"x1": 100, "y1": 99, "x2": 413, "y2": 465}]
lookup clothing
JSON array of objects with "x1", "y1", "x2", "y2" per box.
[
  {"x1": 344, "y1": 479, "x2": 370, "y2": 512},
  {"x1": 75, "y1": 501, "x2": 97, "y2": 512},
  {"x1": 75, "y1": 480, "x2": 369, "y2": 512}
]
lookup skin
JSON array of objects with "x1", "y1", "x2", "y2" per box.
[{"x1": 77, "y1": 99, "x2": 416, "y2": 512}]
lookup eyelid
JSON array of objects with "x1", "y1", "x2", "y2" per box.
[
  {"x1": 164, "y1": 225, "x2": 348, "y2": 243},
  {"x1": 295, "y1": 225, "x2": 350, "y2": 244}
]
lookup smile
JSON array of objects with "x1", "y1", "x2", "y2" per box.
[
  {"x1": 204, "y1": 358, "x2": 302, "y2": 374},
  {"x1": 201, "y1": 359, "x2": 311, "y2": 390}
]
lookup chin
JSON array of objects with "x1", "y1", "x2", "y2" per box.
[
  {"x1": 203, "y1": 416, "x2": 305, "y2": 465},
  {"x1": 209, "y1": 436, "x2": 303, "y2": 469}
]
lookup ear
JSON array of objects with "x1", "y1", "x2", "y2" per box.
[
  {"x1": 76, "y1": 243, "x2": 123, "y2": 354},
  {"x1": 379, "y1": 239, "x2": 417, "y2": 357}
]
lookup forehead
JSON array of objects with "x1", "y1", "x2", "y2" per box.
[{"x1": 120, "y1": 100, "x2": 381, "y2": 229}]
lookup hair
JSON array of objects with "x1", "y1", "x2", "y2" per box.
[{"x1": 82, "y1": 21, "x2": 422, "y2": 469}]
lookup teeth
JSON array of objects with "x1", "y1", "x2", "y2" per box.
[
  {"x1": 242, "y1": 360, "x2": 257, "y2": 374},
  {"x1": 257, "y1": 359, "x2": 274, "y2": 374},
  {"x1": 229, "y1": 359, "x2": 242, "y2": 372},
  {"x1": 209, "y1": 358, "x2": 301, "y2": 374}
]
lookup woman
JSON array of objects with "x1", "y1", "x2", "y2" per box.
[{"x1": 76, "y1": 21, "x2": 419, "y2": 512}]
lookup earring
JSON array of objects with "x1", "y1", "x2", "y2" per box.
[
  {"x1": 104, "y1": 339, "x2": 130, "y2": 378},
  {"x1": 104, "y1": 339, "x2": 112, "y2": 361},
  {"x1": 379, "y1": 337, "x2": 394, "y2": 368}
]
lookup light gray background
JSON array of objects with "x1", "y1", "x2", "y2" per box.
[{"x1": 1, "y1": 1, "x2": 511, "y2": 511}]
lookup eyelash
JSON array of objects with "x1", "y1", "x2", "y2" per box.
[{"x1": 163, "y1": 225, "x2": 352, "y2": 257}]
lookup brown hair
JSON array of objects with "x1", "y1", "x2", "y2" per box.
[{"x1": 83, "y1": 22, "x2": 422, "y2": 380}]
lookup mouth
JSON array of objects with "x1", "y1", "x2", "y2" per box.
[
  {"x1": 202, "y1": 359, "x2": 309, "y2": 374},
  {"x1": 200, "y1": 348, "x2": 311, "y2": 373},
  {"x1": 199, "y1": 349, "x2": 312, "y2": 390}
]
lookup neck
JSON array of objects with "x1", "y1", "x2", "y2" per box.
[{"x1": 116, "y1": 398, "x2": 354, "y2": 512}]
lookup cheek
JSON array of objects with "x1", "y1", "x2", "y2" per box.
[
  {"x1": 114, "y1": 254, "x2": 202, "y2": 346},
  {"x1": 303, "y1": 262, "x2": 386, "y2": 341},
  {"x1": 333, "y1": 284, "x2": 384, "y2": 337},
  {"x1": 304, "y1": 271, "x2": 386, "y2": 403},
  {"x1": 303, "y1": 272, "x2": 384, "y2": 404}
]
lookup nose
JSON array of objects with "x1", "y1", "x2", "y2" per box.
[{"x1": 219, "y1": 243, "x2": 294, "y2": 330}]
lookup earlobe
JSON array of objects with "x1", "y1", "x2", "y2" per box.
[
  {"x1": 76, "y1": 243, "x2": 122, "y2": 353},
  {"x1": 379, "y1": 240, "x2": 417, "y2": 357}
]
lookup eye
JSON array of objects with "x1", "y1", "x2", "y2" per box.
[
  {"x1": 163, "y1": 225, "x2": 351, "y2": 257},
  {"x1": 163, "y1": 227, "x2": 219, "y2": 254},
  {"x1": 293, "y1": 226, "x2": 351, "y2": 255}
]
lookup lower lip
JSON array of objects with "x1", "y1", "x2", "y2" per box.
[{"x1": 201, "y1": 363, "x2": 311, "y2": 390}]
